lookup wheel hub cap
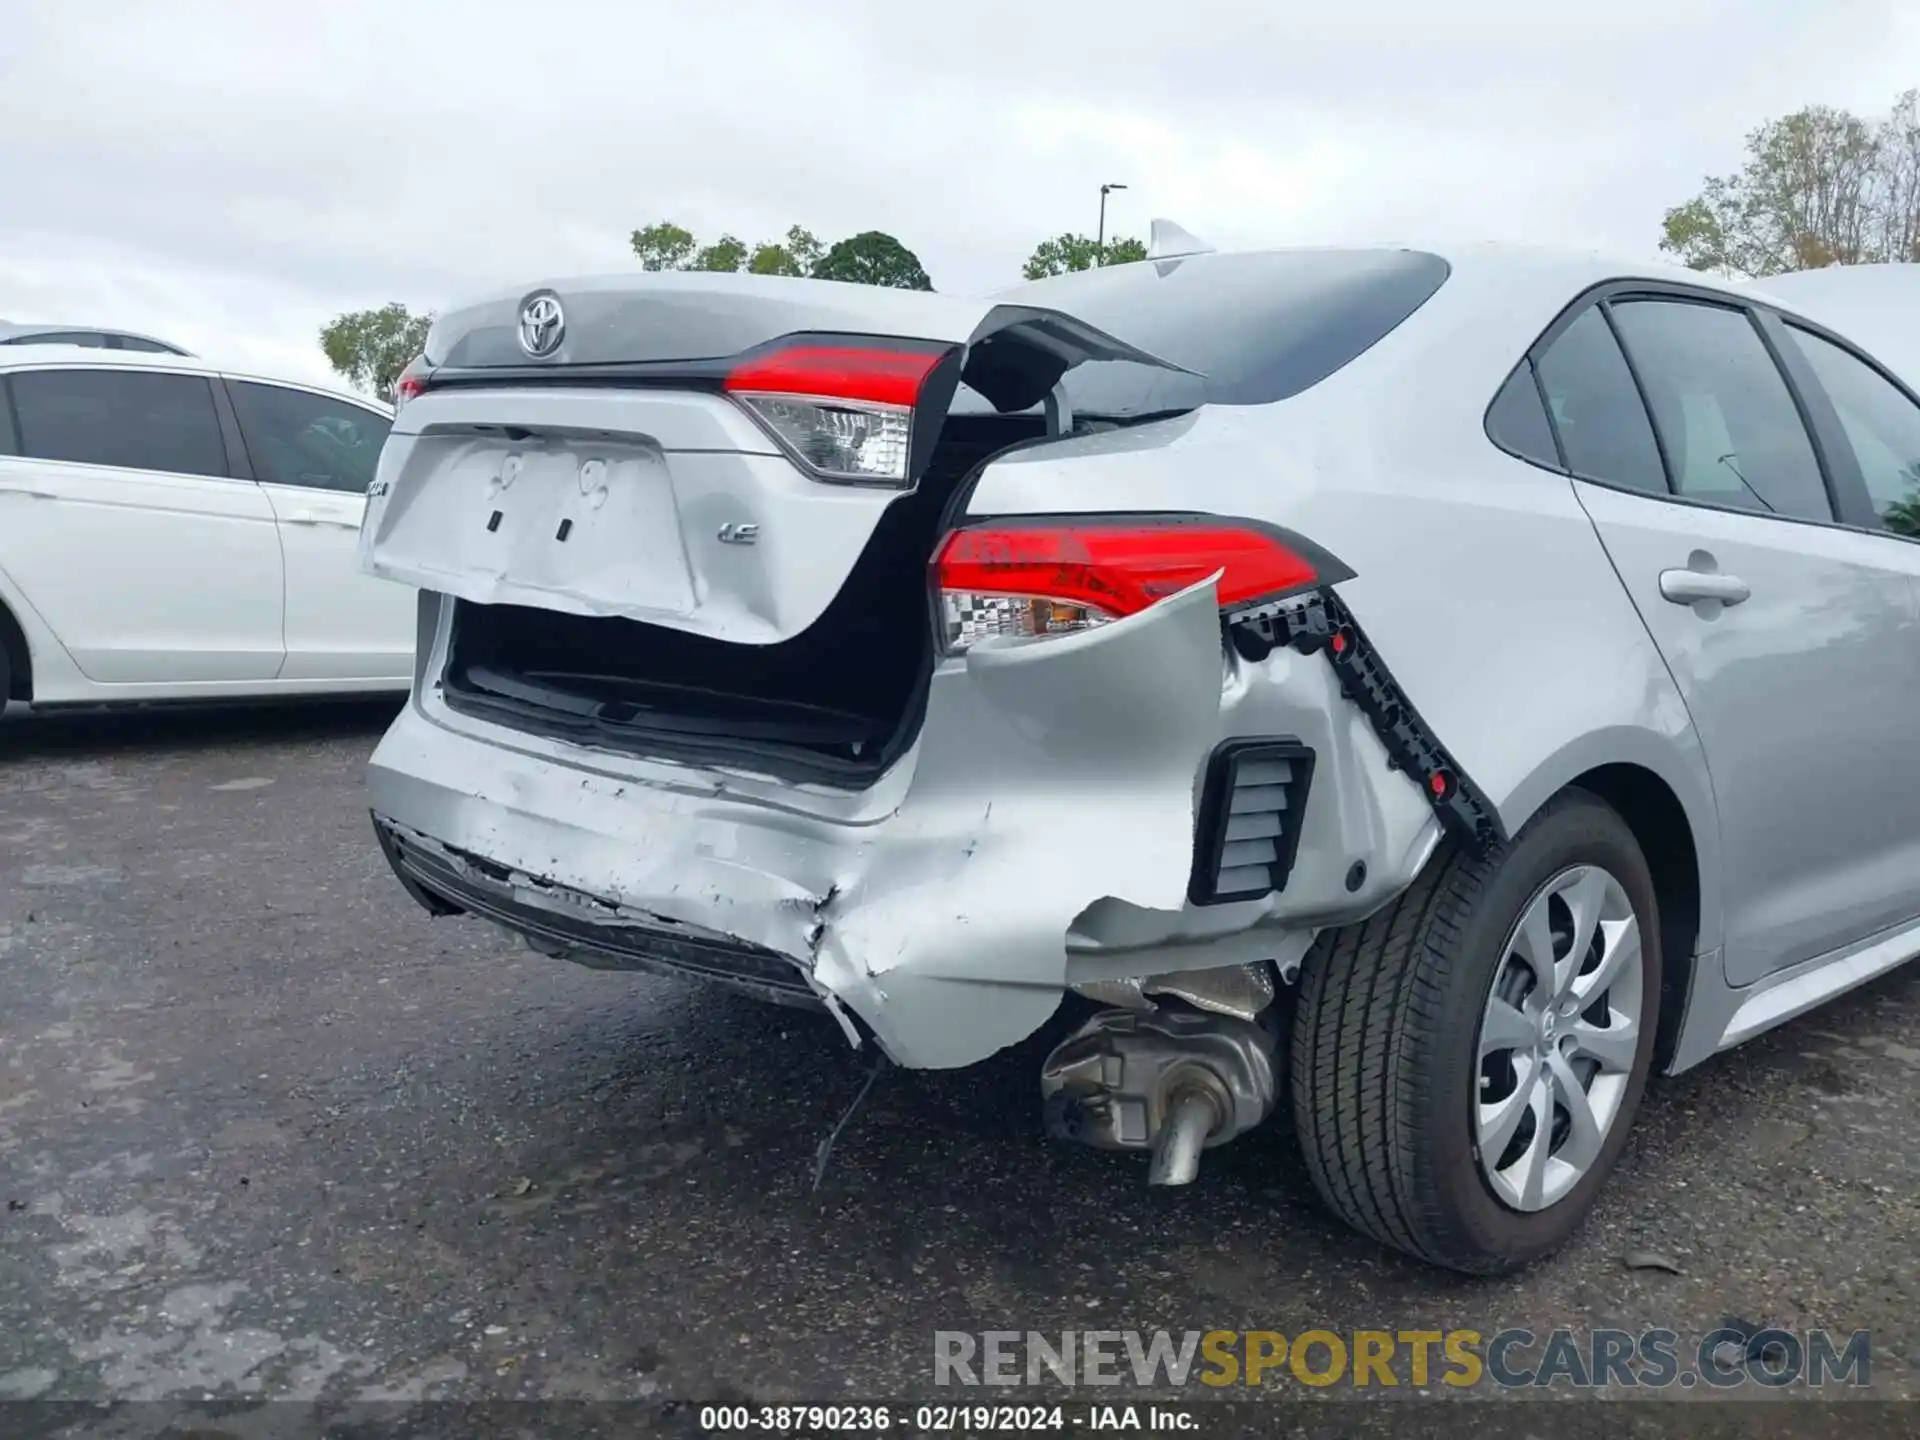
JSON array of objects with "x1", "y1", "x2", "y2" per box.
[{"x1": 1472, "y1": 864, "x2": 1646, "y2": 1213}]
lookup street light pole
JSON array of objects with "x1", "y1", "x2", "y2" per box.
[{"x1": 1097, "y1": 182, "x2": 1128, "y2": 267}]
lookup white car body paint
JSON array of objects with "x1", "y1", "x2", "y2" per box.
[{"x1": 0, "y1": 347, "x2": 414, "y2": 705}]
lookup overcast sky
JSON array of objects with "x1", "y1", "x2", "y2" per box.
[{"x1": 2, "y1": 0, "x2": 1916, "y2": 393}]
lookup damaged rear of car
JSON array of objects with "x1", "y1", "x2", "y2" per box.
[
  {"x1": 364, "y1": 255, "x2": 1451, "y2": 1041},
  {"x1": 365, "y1": 245, "x2": 1710, "y2": 1274}
]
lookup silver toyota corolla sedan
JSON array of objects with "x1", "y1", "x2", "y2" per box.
[{"x1": 355, "y1": 230, "x2": 1920, "y2": 1273}]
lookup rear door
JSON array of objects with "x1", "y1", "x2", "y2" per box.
[
  {"x1": 1536, "y1": 289, "x2": 1920, "y2": 986},
  {"x1": 224, "y1": 377, "x2": 412, "y2": 681},
  {"x1": 0, "y1": 364, "x2": 284, "y2": 683}
]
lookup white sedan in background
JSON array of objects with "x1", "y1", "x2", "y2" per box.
[{"x1": 0, "y1": 346, "x2": 414, "y2": 709}]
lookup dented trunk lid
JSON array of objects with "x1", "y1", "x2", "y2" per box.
[{"x1": 358, "y1": 271, "x2": 1196, "y2": 646}]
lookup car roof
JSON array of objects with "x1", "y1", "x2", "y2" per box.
[
  {"x1": 1007, "y1": 238, "x2": 1920, "y2": 368},
  {"x1": 0, "y1": 321, "x2": 192, "y2": 352},
  {"x1": 1738, "y1": 264, "x2": 1920, "y2": 387},
  {"x1": 0, "y1": 343, "x2": 391, "y2": 414},
  {"x1": 0, "y1": 343, "x2": 226, "y2": 375}
]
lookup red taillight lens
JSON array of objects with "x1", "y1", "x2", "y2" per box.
[
  {"x1": 933, "y1": 520, "x2": 1322, "y2": 654},
  {"x1": 724, "y1": 342, "x2": 950, "y2": 487},
  {"x1": 392, "y1": 360, "x2": 428, "y2": 411},
  {"x1": 724, "y1": 345, "x2": 944, "y2": 408}
]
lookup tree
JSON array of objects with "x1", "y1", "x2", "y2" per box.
[
  {"x1": 1021, "y1": 232, "x2": 1147, "y2": 279},
  {"x1": 319, "y1": 303, "x2": 433, "y2": 404},
  {"x1": 1659, "y1": 91, "x2": 1920, "y2": 277},
  {"x1": 810, "y1": 231, "x2": 934, "y2": 289},
  {"x1": 1878, "y1": 91, "x2": 1920, "y2": 265},
  {"x1": 628, "y1": 220, "x2": 926, "y2": 287},
  {"x1": 631, "y1": 221, "x2": 696, "y2": 271},
  {"x1": 749, "y1": 226, "x2": 825, "y2": 276},
  {"x1": 690, "y1": 235, "x2": 748, "y2": 272}
]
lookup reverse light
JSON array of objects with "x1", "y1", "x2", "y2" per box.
[
  {"x1": 724, "y1": 344, "x2": 947, "y2": 486},
  {"x1": 933, "y1": 519, "x2": 1325, "y2": 655}
]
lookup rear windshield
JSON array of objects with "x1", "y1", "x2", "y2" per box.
[{"x1": 1001, "y1": 248, "x2": 1450, "y2": 407}]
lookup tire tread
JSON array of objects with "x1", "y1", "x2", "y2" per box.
[{"x1": 1290, "y1": 838, "x2": 1500, "y2": 1269}]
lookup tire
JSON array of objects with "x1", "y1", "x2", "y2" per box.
[{"x1": 1289, "y1": 788, "x2": 1663, "y2": 1274}]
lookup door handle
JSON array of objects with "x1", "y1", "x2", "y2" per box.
[
  {"x1": 1659, "y1": 569, "x2": 1751, "y2": 606},
  {"x1": 0, "y1": 487, "x2": 56, "y2": 500},
  {"x1": 283, "y1": 510, "x2": 358, "y2": 530}
]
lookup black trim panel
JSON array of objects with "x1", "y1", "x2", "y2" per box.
[
  {"x1": 1189, "y1": 738, "x2": 1316, "y2": 905},
  {"x1": 209, "y1": 377, "x2": 254, "y2": 481}
]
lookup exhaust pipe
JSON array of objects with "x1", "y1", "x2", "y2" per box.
[
  {"x1": 1040, "y1": 1005, "x2": 1278, "y2": 1186},
  {"x1": 1147, "y1": 1087, "x2": 1221, "y2": 1186}
]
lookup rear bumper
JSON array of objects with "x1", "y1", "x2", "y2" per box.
[
  {"x1": 372, "y1": 815, "x2": 823, "y2": 1009},
  {"x1": 367, "y1": 580, "x2": 1444, "y2": 1070}
]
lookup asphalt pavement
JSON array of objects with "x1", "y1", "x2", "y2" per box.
[{"x1": 1, "y1": 700, "x2": 1915, "y2": 1436}]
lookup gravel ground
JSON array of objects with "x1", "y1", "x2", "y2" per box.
[{"x1": 1, "y1": 701, "x2": 1915, "y2": 1437}]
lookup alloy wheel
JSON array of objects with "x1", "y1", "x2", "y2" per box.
[{"x1": 1474, "y1": 864, "x2": 1644, "y2": 1212}]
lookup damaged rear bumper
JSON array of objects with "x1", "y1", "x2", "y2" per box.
[{"x1": 367, "y1": 580, "x2": 1445, "y2": 1071}]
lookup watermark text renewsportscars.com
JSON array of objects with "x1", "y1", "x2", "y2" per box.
[{"x1": 933, "y1": 1328, "x2": 1873, "y2": 1391}]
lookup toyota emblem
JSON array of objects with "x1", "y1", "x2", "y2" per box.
[{"x1": 518, "y1": 292, "x2": 565, "y2": 358}]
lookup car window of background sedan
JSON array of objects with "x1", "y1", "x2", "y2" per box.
[
  {"x1": 7, "y1": 368, "x2": 229, "y2": 478},
  {"x1": 1608, "y1": 299, "x2": 1832, "y2": 523},
  {"x1": 1, "y1": 331, "x2": 110, "y2": 347},
  {"x1": 227, "y1": 381, "x2": 392, "y2": 494},
  {"x1": 1785, "y1": 325, "x2": 1920, "y2": 537}
]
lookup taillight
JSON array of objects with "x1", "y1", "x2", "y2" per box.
[
  {"x1": 933, "y1": 519, "x2": 1325, "y2": 655},
  {"x1": 392, "y1": 358, "x2": 429, "y2": 412},
  {"x1": 724, "y1": 343, "x2": 948, "y2": 487}
]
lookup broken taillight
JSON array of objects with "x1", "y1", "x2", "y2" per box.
[
  {"x1": 392, "y1": 356, "x2": 429, "y2": 412},
  {"x1": 933, "y1": 519, "x2": 1326, "y2": 655},
  {"x1": 724, "y1": 343, "x2": 949, "y2": 487}
]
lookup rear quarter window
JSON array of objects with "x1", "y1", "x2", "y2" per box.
[
  {"x1": 1485, "y1": 361, "x2": 1562, "y2": 470},
  {"x1": 1002, "y1": 249, "x2": 1451, "y2": 407}
]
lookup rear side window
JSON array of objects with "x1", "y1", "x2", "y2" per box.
[
  {"x1": 1785, "y1": 325, "x2": 1920, "y2": 535},
  {"x1": 0, "y1": 387, "x2": 16, "y2": 454},
  {"x1": 1486, "y1": 361, "x2": 1562, "y2": 470},
  {"x1": 228, "y1": 380, "x2": 392, "y2": 493},
  {"x1": 1610, "y1": 299, "x2": 1831, "y2": 522},
  {"x1": 1003, "y1": 249, "x2": 1451, "y2": 407},
  {"x1": 1532, "y1": 307, "x2": 1667, "y2": 495},
  {"x1": 9, "y1": 369, "x2": 229, "y2": 479}
]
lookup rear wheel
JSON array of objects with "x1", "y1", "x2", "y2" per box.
[{"x1": 1289, "y1": 789, "x2": 1661, "y2": 1273}]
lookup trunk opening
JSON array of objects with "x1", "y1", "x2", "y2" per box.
[{"x1": 439, "y1": 410, "x2": 1048, "y2": 786}]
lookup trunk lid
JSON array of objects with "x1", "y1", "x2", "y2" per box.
[{"x1": 359, "y1": 271, "x2": 1194, "y2": 646}]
